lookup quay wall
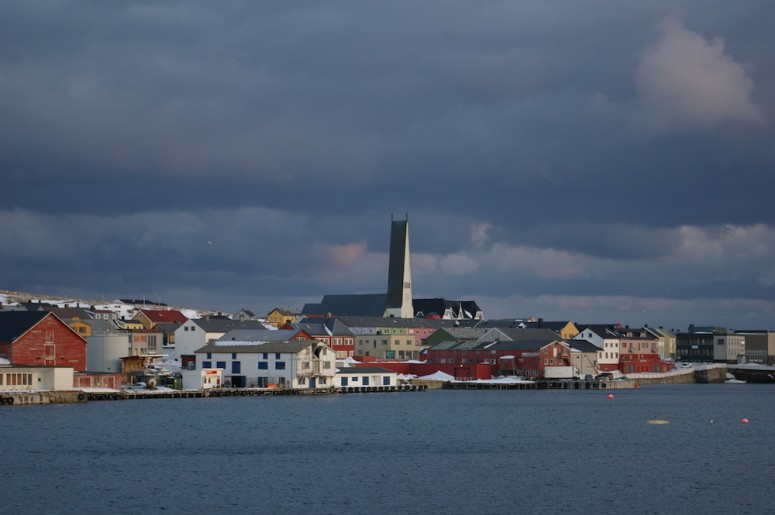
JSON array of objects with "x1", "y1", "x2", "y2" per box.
[
  {"x1": 0, "y1": 390, "x2": 86, "y2": 406},
  {"x1": 727, "y1": 366, "x2": 775, "y2": 383}
]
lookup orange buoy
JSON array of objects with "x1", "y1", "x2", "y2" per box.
[
  {"x1": 741, "y1": 418, "x2": 750, "y2": 424},
  {"x1": 607, "y1": 394, "x2": 614, "y2": 399}
]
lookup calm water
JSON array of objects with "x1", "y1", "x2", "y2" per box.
[{"x1": 2, "y1": 384, "x2": 773, "y2": 514}]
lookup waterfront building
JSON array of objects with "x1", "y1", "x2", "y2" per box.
[
  {"x1": 676, "y1": 326, "x2": 745, "y2": 363},
  {"x1": 0, "y1": 311, "x2": 87, "y2": 371},
  {"x1": 0, "y1": 363, "x2": 74, "y2": 391},
  {"x1": 573, "y1": 325, "x2": 620, "y2": 372},
  {"x1": 335, "y1": 366, "x2": 398, "y2": 388},
  {"x1": 426, "y1": 338, "x2": 572, "y2": 379},
  {"x1": 568, "y1": 339, "x2": 601, "y2": 378},
  {"x1": 173, "y1": 317, "x2": 273, "y2": 366},
  {"x1": 618, "y1": 327, "x2": 664, "y2": 373},
  {"x1": 734, "y1": 329, "x2": 775, "y2": 365},
  {"x1": 194, "y1": 339, "x2": 336, "y2": 389}
]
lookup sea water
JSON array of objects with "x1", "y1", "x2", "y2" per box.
[{"x1": 1, "y1": 384, "x2": 773, "y2": 514}]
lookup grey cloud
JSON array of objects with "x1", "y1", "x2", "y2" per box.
[
  {"x1": 635, "y1": 18, "x2": 765, "y2": 132},
  {"x1": 2, "y1": 1, "x2": 775, "y2": 328}
]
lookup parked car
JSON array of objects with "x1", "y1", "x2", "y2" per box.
[
  {"x1": 124, "y1": 381, "x2": 147, "y2": 390},
  {"x1": 596, "y1": 372, "x2": 613, "y2": 381}
]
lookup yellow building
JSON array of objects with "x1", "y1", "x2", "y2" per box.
[{"x1": 266, "y1": 308, "x2": 299, "y2": 328}]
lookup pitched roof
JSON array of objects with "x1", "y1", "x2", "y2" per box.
[
  {"x1": 217, "y1": 329, "x2": 304, "y2": 342},
  {"x1": 568, "y1": 339, "x2": 602, "y2": 352},
  {"x1": 195, "y1": 340, "x2": 317, "y2": 354},
  {"x1": 138, "y1": 309, "x2": 188, "y2": 324},
  {"x1": 429, "y1": 339, "x2": 558, "y2": 352},
  {"x1": 481, "y1": 327, "x2": 560, "y2": 343},
  {"x1": 192, "y1": 319, "x2": 269, "y2": 333},
  {"x1": 41, "y1": 306, "x2": 91, "y2": 319},
  {"x1": 302, "y1": 294, "x2": 388, "y2": 317},
  {"x1": 0, "y1": 311, "x2": 48, "y2": 343},
  {"x1": 576, "y1": 325, "x2": 622, "y2": 339},
  {"x1": 524, "y1": 320, "x2": 575, "y2": 332},
  {"x1": 291, "y1": 318, "x2": 354, "y2": 337},
  {"x1": 268, "y1": 307, "x2": 299, "y2": 316}
]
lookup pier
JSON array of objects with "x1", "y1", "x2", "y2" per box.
[{"x1": 0, "y1": 384, "x2": 428, "y2": 405}]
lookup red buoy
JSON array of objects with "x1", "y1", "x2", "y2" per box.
[
  {"x1": 607, "y1": 394, "x2": 614, "y2": 400},
  {"x1": 741, "y1": 418, "x2": 749, "y2": 424}
]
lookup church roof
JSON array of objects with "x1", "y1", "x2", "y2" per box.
[{"x1": 302, "y1": 294, "x2": 388, "y2": 317}]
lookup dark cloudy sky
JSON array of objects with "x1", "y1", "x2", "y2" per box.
[{"x1": 2, "y1": 1, "x2": 774, "y2": 330}]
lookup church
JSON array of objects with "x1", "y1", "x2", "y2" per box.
[{"x1": 302, "y1": 216, "x2": 483, "y2": 320}]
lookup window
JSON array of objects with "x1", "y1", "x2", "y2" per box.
[
  {"x1": 319, "y1": 377, "x2": 327, "y2": 385},
  {"x1": 216, "y1": 361, "x2": 226, "y2": 369},
  {"x1": 232, "y1": 362, "x2": 241, "y2": 374},
  {"x1": 206, "y1": 353, "x2": 212, "y2": 359},
  {"x1": 302, "y1": 362, "x2": 309, "y2": 369},
  {"x1": 275, "y1": 362, "x2": 286, "y2": 370},
  {"x1": 258, "y1": 362, "x2": 268, "y2": 370},
  {"x1": 202, "y1": 361, "x2": 212, "y2": 368},
  {"x1": 262, "y1": 353, "x2": 268, "y2": 359},
  {"x1": 191, "y1": 326, "x2": 195, "y2": 331},
  {"x1": 275, "y1": 353, "x2": 281, "y2": 360},
  {"x1": 232, "y1": 353, "x2": 237, "y2": 359},
  {"x1": 323, "y1": 362, "x2": 331, "y2": 369}
]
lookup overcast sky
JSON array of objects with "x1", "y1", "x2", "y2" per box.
[{"x1": 2, "y1": 1, "x2": 774, "y2": 330}]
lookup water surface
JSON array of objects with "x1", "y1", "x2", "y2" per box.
[{"x1": 2, "y1": 384, "x2": 772, "y2": 514}]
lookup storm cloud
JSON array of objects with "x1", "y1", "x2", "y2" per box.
[{"x1": 1, "y1": 1, "x2": 774, "y2": 329}]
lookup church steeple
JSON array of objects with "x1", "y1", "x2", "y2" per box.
[{"x1": 384, "y1": 214, "x2": 414, "y2": 318}]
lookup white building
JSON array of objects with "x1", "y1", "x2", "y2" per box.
[
  {"x1": 173, "y1": 318, "x2": 272, "y2": 362},
  {"x1": 0, "y1": 364, "x2": 74, "y2": 391},
  {"x1": 194, "y1": 340, "x2": 336, "y2": 389},
  {"x1": 335, "y1": 366, "x2": 398, "y2": 388},
  {"x1": 573, "y1": 325, "x2": 621, "y2": 372}
]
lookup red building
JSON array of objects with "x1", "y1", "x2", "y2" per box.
[
  {"x1": 618, "y1": 328, "x2": 669, "y2": 374},
  {"x1": 427, "y1": 339, "x2": 572, "y2": 379},
  {"x1": 0, "y1": 312, "x2": 88, "y2": 371}
]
